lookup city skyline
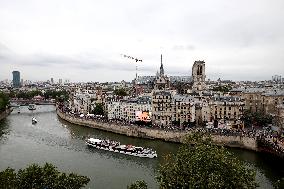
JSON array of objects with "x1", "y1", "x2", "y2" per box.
[{"x1": 0, "y1": 0, "x2": 284, "y2": 82}]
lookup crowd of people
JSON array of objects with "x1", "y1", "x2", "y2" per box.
[{"x1": 58, "y1": 104, "x2": 284, "y2": 157}]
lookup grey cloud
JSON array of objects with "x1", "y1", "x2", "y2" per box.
[
  {"x1": 172, "y1": 45, "x2": 195, "y2": 51},
  {"x1": 0, "y1": 42, "x2": 14, "y2": 60}
]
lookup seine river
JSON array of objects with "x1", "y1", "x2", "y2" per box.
[{"x1": 0, "y1": 105, "x2": 283, "y2": 189}]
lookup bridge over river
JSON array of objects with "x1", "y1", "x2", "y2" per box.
[
  {"x1": 0, "y1": 105, "x2": 283, "y2": 189},
  {"x1": 9, "y1": 99, "x2": 55, "y2": 107}
]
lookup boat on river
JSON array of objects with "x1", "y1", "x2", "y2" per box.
[
  {"x1": 86, "y1": 138, "x2": 157, "y2": 158},
  {"x1": 28, "y1": 104, "x2": 36, "y2": 110},
  {"x1": 32, "y1": 117, "x2": 37, "y2": 124}
]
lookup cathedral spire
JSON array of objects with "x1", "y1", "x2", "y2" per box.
[{"x1": 160, "y1": 54, "x2": 164, "y2": 76}]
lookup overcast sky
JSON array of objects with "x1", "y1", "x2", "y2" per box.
[{"x1": 0, "y1": 0, "x2": 284, "y2": 82}]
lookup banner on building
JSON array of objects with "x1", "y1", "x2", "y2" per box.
[{"x1": 135, "y1": 111, "x2": 151, "y2": 122}]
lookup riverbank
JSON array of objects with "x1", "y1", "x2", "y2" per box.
[
  {"x1": 57, "y1": 109, "x2": 258, "y2": 151},
  {"x1": 0, "y1": 108, "x2": 11, "y2": 121}
]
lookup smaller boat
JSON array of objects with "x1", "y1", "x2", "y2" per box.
[
  {"x1": 28, "y1": 104, "x2": 36, "y2": 110},
  {"x1": 32, "y1": 117, "x2": 37, "y2": 124}
]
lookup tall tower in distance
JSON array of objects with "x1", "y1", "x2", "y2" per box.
[
  {"x1": 159, "y1": 54, "x2": 164, "y2": 76},
  {"x1": 12, "y1": 71, "x2": 21, "y2": 88},
  {"x1": 192, "y1": 60, "x2": 206, "y2": 92}
]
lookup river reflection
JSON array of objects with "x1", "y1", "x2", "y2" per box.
[{"x1": 0, "y1": 105, "x2": 283, "y2": 189}]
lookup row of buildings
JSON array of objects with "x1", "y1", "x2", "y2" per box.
[{"x1": 65, "y1": 55, "x2": 284, "y2": 130}]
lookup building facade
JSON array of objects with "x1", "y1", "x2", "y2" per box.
[
  {"x1": 107, "y1": 96, "x2": 152, "y2": 122},
  {"x1": 209, "y1": 96, "x2": 244, "y2": 128},
  {"x1": 152, "y1": 90, "x2": 173, "y2": 126}
]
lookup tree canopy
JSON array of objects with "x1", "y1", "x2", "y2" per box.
[
  {"x1": 212, "y1": 85, "x2": 232, "y2": 93},
  {"x1": 91, "y1": 103, "x2": 104, "y2": 115},
  {"x1": 0, "y1": 92, "x2": 9, "y2": 112},
  {"x1": 0, "y1": 163, "x2": 90, "y2": 189},
  {"x1": 155, "y1": 132, "x2": 258, "y2": 189},
  {"x1": 8, "y1": 89, "x2": 69, "y2": 102},
  {"x1": 242, "y1": 109, "x2": 273, "y2": 128},
  {"x1": 114, "y1": 88, "x2": 128, "y2": 96}
]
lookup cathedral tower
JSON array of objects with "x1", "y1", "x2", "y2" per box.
[
  {"x1": 160, "y1": 54, "x2": 164, "y2": 76},
  {"x1": 192, "y1": 60, "x2": 206, "y2": 92}
]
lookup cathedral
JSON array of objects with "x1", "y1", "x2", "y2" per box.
[{"x1": 153, "y1": 56, "x2": 206, "y2": 93}]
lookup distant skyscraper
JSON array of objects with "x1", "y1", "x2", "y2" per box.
[
  {"x1": 59, "y1": 79, "x2": 62, "y2": 84},
  {"x1": 51, "y1": 78, "x2": 54, "y2": 84},
  {"x1": 12, "y1": 71, "x2": 21, "y2": 88}
]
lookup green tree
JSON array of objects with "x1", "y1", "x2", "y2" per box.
[
  {"x1": 127, "y1": 180, "x2": 148, "y2": 189},
  {"x1": 212, "y1": 85, "x2": 232, "y2": 93},
  {"x1": 156, "y1": 132, "x2": 258, "y2": 189},
  {"x1": 16, "y1": 90, "x2": 42, "y2": 99},
  {"x1": 114, "y1": 88, "x2": 128, "y2": 96},
  {"x1": 242, "y1": 110, "x2": 272, "y2": 128},
  {"x1": 0, "y1": 163, "x2": 90, "y2": 189},
  {"x1": 91, "y1": 103, "x2": 104, "y2": 115},
  {"x1": 0, "y1": 92, "x2": 9, "y2": 112}
]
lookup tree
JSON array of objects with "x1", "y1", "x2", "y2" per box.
[
  {"x1": 156, "y1": 132, "x2": 258, "y2": 189},
  {"x1": 127, "y1": 180, "x2": 148, "y2": 189},
  {"x1": 114, "y1": 88, "x2": 128, "y2": 96},
  {"x1": 0, "y1": 163, "x2": 90, "y2": 189},
  {"x1": 0, "y1": 92, "x2": 9, "y2": 112},
  {"x1": 242, "y1": 110, "x2": 272, "y2": 128},
  {"x1": 212, "y1": 85, "x2": 232, "y2": 93},
  {"x1": 91, "y1": 103, "x2": 104, "y2": 115}
]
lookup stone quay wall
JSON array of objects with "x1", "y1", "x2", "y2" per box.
[
  {"x1": 57, "y1": 110, "x2": 258, "y2": 151},
  {"x1": 0, "y1": 108, "x2": 12, "y2": 121}
]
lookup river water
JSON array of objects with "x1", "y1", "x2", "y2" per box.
[{"x1": 0, "y1": 105, "x2": 283, "y2": 189}]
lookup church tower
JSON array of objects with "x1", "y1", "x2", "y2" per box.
[
  {"x1": 192, "y1": 60, "x2": 206, "y2": 92},
  {"x1": 154, "y1": 54, "x2": 170, "y2": 90},
  {"x1": 159, "y1": 54, "x2": 164, "y2": 76}
]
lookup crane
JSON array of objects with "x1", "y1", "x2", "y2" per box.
[{"x1": 121, "y1": 54, "x2": 142, "y2": 80}]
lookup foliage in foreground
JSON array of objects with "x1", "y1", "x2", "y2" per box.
[
  {"x1": 0, "y1": 163, "x2": 90, "y2": 189},
  {"x1": 0, "y1": 92, "x2": 9, "y2": 112},
  {"x1": 127, "y1": 180, "x2": 148, "y2": 189},
  {"x1": 156, "y1": 132, "x2": 258, "y2": 189},
  {"x1": 275, "y1": 177, "x2": 284, "y2": 189}
]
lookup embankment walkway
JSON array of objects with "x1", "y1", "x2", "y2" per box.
[{"x1": 56, "y1": 109, "x2": 258, "y2": 151}]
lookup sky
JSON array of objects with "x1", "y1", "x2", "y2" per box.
[{"x1": 0, "y1": 0, "x2": 284, "y2": 82}]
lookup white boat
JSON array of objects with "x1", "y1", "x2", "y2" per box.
[
  {"x1": 32, "y1": 117, "x2": 37, "y2": 124},
  {"x1": 28, "y1": 104, "x2": 36, "y2": 110},
  {"x1": 86, "y1": 138, "x2": 157, "y2": 158}
]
